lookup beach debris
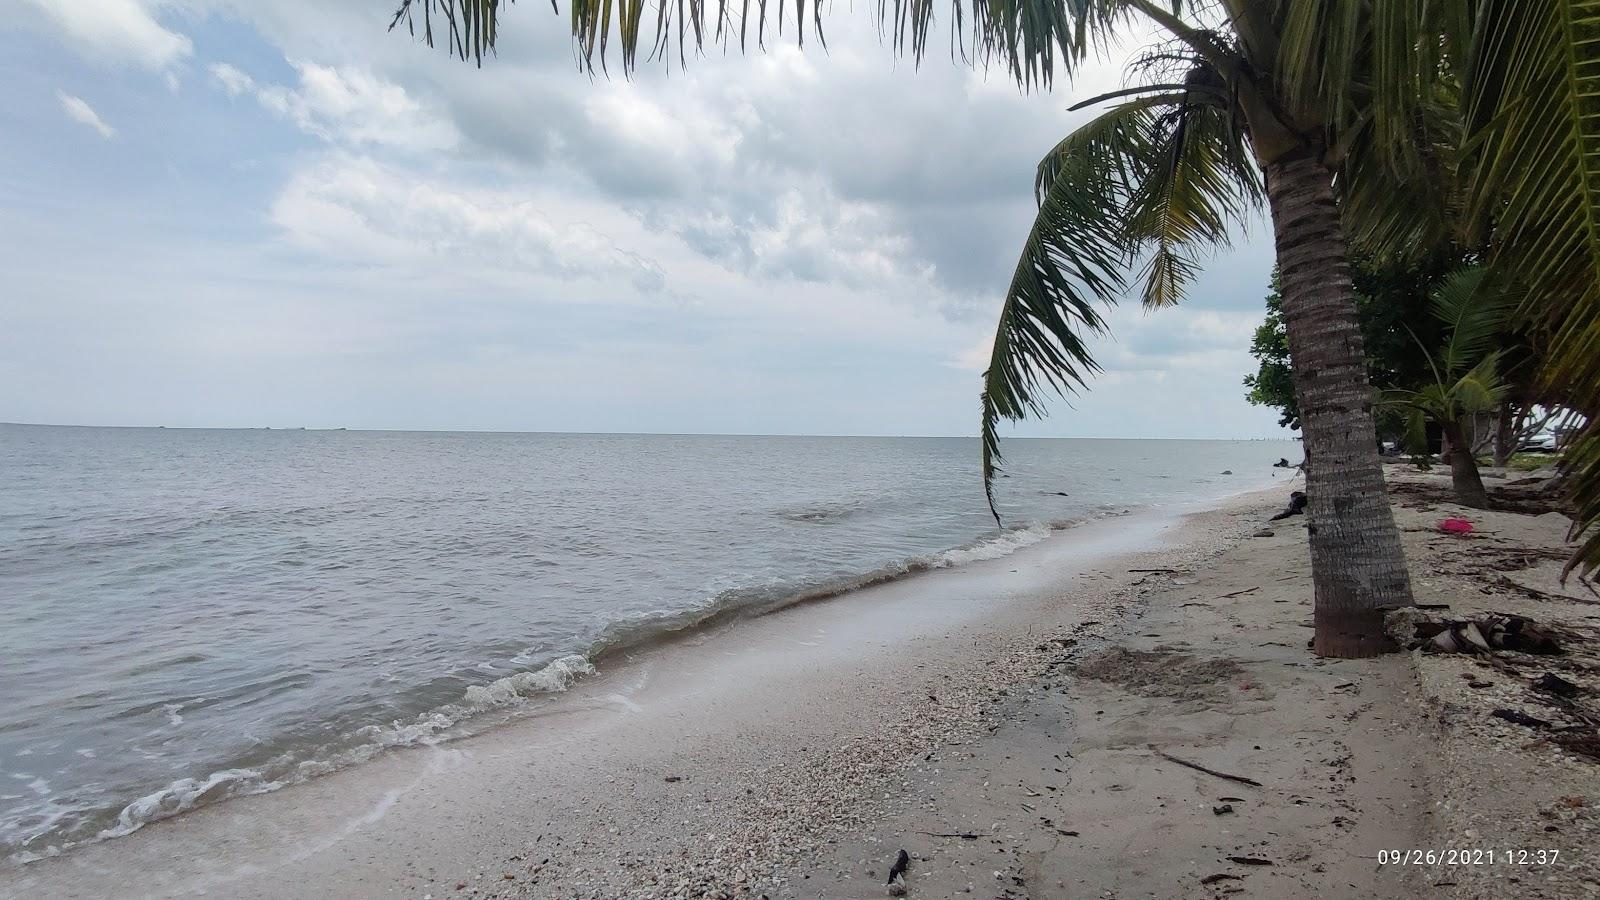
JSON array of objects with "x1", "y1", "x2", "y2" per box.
[
  {"x1": 1212, "y1": 803, "x2": 1234, "y2": 816},
  {"x1": 1438, "y1": 517, "x2": 1475, "y2": 535},
  {"x1": 1151, "y1": 749, "x2": 1264, "y2": 787},
  {"x1": 1269, "y1": 491, "x2": 1307, "y2": 521},
  {"x1": 1220, "y1": 470, "x2": 1233, "y2": 475},
  {"x1": 664, "y1": 775, "x2": 684, "y2": 782},
  {"x1": 886, "y1": 849, "x2": 910, "y2": 896},
  {"x1": 917, "y1": 831, "x2": 980, "y2": 839},
  {"x1": 1252, "y1": 529, "x2": 1274, "y2": 538},
  {"x1": 1495, "y1": 575, "x2": 1600, "y2": 606},
  {"x1": 1201, "y1": 873, "x2": 1242, "y2": 885},
  {"x1": 1217, "y1": 587, "x2": 1260, "y2": 599},
  {"x1": 1492, "y1": 708, "x2": 1554, "y2": 729},
  {"x1": 1534, "y1": 673, "x2": 1582, "y2": 698},
  {"x1": 1391, "y1": 610, "x2": 1566, "y2": 655},
  {"x1": 1130, "y1": 568, "x2": 1181, "y2": 574},
  {"x1": 1226, "y1": 856, "x2": 1275, "y2": 866}
]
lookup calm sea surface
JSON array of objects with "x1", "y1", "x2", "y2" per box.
[{"x1": 0, "y1": 425, "x2": 1292, "y2": 861}]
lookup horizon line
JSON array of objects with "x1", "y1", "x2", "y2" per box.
[{"x1": 0, "y1": 421, "x2": 1295, "y2": 442}]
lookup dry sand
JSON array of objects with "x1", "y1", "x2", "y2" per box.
[{"x1": 7, "y1": 465, "x2": 1599, "y2": 900}]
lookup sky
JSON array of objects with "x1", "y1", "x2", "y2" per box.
[{"x1": 0, "y1": 0, "x2": 1286, "y2": 439}]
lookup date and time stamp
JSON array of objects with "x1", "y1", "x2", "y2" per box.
[{"x1": 1379, "y1": 848, "x2": 1564, "y2": 867}]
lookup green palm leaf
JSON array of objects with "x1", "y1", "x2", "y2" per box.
[
  {"x1": 980, "y1": 86, "x2": 1261, "y2": 523},
  {"x1": 1461, "y1": 0, "x2": 1600, "y2": 572},
  {"x1": 1427, "y1": 266, "x2": 1513, "y2": 375},
  {"x1": 1123, "y1": 90, "x2": 1262, "y2": 308},
  {"x1": 978, "y1": 99, "x2": 1151, "y2": 524},
  {"x1": 389, "y1": 0, "x2": 1147, "y2": 83}
]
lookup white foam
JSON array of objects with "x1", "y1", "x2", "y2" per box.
[
  {"x1": 462, "y1": 654, "x2": 595, "y2": 709},
  {"x1": 97, "y1": 768, "x2": 279, "y2": 842},
  {"x1": 933, "y1": 523, "x2": 1053, "y2": 567}
]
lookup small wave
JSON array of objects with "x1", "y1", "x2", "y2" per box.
[
  {"x1": 932, "y1": 523, "x2": 1054, "y2": 567},
  {"x1": 461, "y1": 655, "x2": 595, "y2": 709},
  {"x1": 7, "y1": 653, "x2": 604, "y2": 865},
  {"x1": 98, "y1": 768, "x2": 280, "y2": 843},
  {"x1": 777, "y1": 502, "x2": 862, "y2": 524}
]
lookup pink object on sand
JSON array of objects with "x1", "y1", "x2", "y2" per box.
[{"x1": 1438, "y1": 518, "x2": 1474, "y2": 535}]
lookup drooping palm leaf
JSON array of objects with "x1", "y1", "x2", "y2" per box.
[
  {"x1": 1460, "y1": 0, "x2": 1600, "y2": 573},
  {"x1": 389, "y1": 0, "x2": 1150, "y2": 84},
  {"x1": 979, "y1": 86, "x2": 1261, "y2": 523},
  {"x1": 978, "y1": 100, "x2": 1151, "y2": 524},
  {"x1": 1123, "y1": 81, "x2": 1262, "y2": 308}
]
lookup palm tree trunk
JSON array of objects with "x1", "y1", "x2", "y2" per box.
[
  {"x1": 1264, "y1": 153, "x2": 1415, "y2": 658},
  {"x1": 1442, "y1": 419, "x2": 1491, "y2": 508},
  {"x1": 1494, "y1": 401, "x2": 1516, "y2": 468}
]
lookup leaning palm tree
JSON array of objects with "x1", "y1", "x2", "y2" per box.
[
  {"x1": 1381, "y1": 267, "x2": 1513, "y2": 510},
  {"x1": 388, "y1": 0, "x2": 1597, "y2": 649}
]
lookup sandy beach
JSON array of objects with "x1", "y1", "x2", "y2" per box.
[{"x1": 8, "y1": 466, "x2": 1598, "y2": 900}]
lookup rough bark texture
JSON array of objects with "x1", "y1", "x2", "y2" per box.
[
  {"x1": 1444, "y1": 420, "x2": 1491, "y2": 509},
  {"x1": 1265, "y1": 154, "x2": 1415, "y2": 658}
]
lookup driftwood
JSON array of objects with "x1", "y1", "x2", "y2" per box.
[
  {"x1": 1216, "y1": 587, "x2": 1260, "y2": 599},
  {"x1": 1151, "y1": 749, "x2": 1263, "y2": 787}
]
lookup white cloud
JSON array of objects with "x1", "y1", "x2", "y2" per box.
[
  {"x1": 208, "y1": 62, "x2": 254, "y2": 96},
  {"x1": 20, "y1": 0, "x2": 191, "y2": 70},
  {"x1": 56, "y1": 92, "x2": 117, "y2": 139},
  {"x1": 270, "y1": 155, "x2": 666, "y2": 292},
  {"x1": 210, "y1": 60, "x2": 458, "y2": 152}
]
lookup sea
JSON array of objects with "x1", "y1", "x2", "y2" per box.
[{"x1": 0, "y1": 424, "x2": 1293, "y2": 863}]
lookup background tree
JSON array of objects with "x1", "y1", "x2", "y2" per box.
[
  {"x1": 1243, "y1": 273, "x2": 1297, "y2": 430},
  {"x1": 1380, "y1": 267, "x2": 1511, "y2": 509},
  {"x1": 1246, "y1": 256, "x2": 1459, "y2": 438}
]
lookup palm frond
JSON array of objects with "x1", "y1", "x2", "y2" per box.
[
  {"x1": 390, "y1": 0, "x2": 1151, "y2": 85},
  {"x1": 980, "y1": 99, "x2": 1159, "y2": 524},
  {"x1": 390, "y1": 0, "x2": 508, "y2": 65},
  {"x1": 1427, "y1": 266, "x2": 1512, "y2": 375},
  {"x1": 1275, "y1": 0, "x2": 1460, "y2": 167},
  {"x1": 1460, "y1": 0, "x2": 1600, "y2": 574},
  {"x1": 1122, "y1": 85, "x2": 1261, "y2": 308},
  {"x1": 1451, "y1": 351, "x2": 1509, "y2": 413},
  {"x1": 981, "y1": 83, "x2": 1261, "y2": 522}
]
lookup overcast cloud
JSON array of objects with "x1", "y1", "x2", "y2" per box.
[{"x1": 0, "y1": 0, "x2": 1283, "y2": 438}]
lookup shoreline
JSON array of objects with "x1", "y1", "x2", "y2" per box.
[{"x1": 4, "y1": 480, "x2": 1293, "y2": 898}]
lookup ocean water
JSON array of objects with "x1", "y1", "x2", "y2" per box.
[{"x1": 0, "y1": 425, "x2": 1293, "y2": 862}]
